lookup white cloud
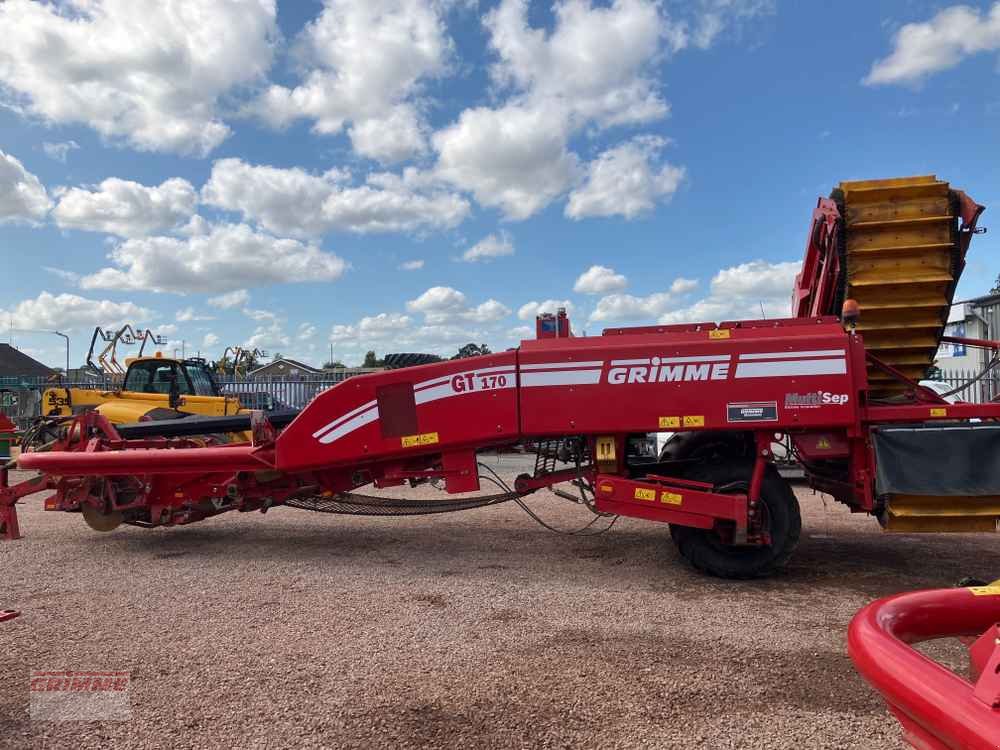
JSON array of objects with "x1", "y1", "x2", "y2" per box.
[
  {"x1": 252, "y1": 0, "x2": 451, "y2": 163},
  {"x1": 0, "y1": 0, "x2": 278, "y2": 156},
  {"x1": 507, "y1": 325, "x2": 534, "y2": 339},
  {"x1": 202, "y1": 332, "x2": 220, "y2": 348},
  {"x1": 688, "y1": 0, "x2": 776, "y2": 49},
  {"x1": 298, "y1": 323, "x2": 317, "y2": 341},
  {"x1": 42, "y1": 140, "x2": 79, "y2": 163},
  {"x1": 406, "y1": 286, "x2": 511, "y2": 325},
  {"x1": 80, "y1": 223, "x2": 348, "y2": 294},
  {"x1": 485, "y1": 0, "x2": 673, "y2": 129},
  {"x1": 657, "y1": 260, "x2": 801, "y2": 324},
  {"x1": 0, "y1": 291, "x2": 151, "y2": 331},
  {"x1": 589, "y1": 276, "x2": 699, "y2": 322},
  {"x1": 517, "y1": 299, "x2": 576, "y2": 321},
  {"x1": 246, "y1": 322, "x2": 290, "y2": 351},
  {"x1": 461, "y1": 232, "x2": 515, "y2": 262},
  {"x1": 865, "y1": 3, "x2": 1000, "y2": 86},
  {"x1": 566, "y1": 136, "x2": 685, "y2": 219},
  {"x1": 243, "y1": 308, "x2": 280, "y2": 323},
  {"x1": 53, "y1": 177, "x2": 197, "y2": 237},
  {"x1": 0, "y1": 149, "x2": 51, "y2": 224},
  {"x1": 156, "y1": 323, "x2": 179, "y2": 336},
  {"x1": 202, "y1": 159, "x2": 469, "y2": 237},
  {"x1": 176, "y1": 307, "x2": 214, "y2": 322},
  {"x1": 359, "y1": 312, "x2": 414, "y2": 338},
  {"x1": 433, "y1": 102, "x2": 580, "y2": 220},
  {"x1": 573, "y1": 265, "x2": 627, "y2": 294},
  {"x1": 43, "y1": 267, "x2": 81, "y2": 284},
  {"x1": 208, "y1": 289, "x2": 250, "y2": 309},
  {"x1": 430, "y1": 0, "x2": 682, "y2": 219},
  {"x1": 399, "y1": 259, "x2": 425, "y2": 271}
]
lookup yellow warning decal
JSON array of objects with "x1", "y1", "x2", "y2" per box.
[
  {"x1": 816, "y1": 437, "x2": 831, "y2": 450},
  {"x1": 659, "y1": 416, "x2": 680, "y2": 429},
  {"x1": 661, "y1": 492, "x2": 682, "y2": 506},
  {"x1": 634, "y1": 488, "x2": 656, "y2": 501},
  {"x1": 709, "y1": 329, "x2": 731, "y2": 339},
  {"x1": 969, "y1": 585, "x2": 1000, "y2": 596},
  {"x1": 599, "y1": 483, "x2": 614, "y2": 494},
  {"x1": 596, "y1": 436, "x2": 616, "y2": 462},
  {"x1": 401, "y1": 431, "x2": 439, "y2": 448},
  {"x1": 930, "y1": 407, "x2": 947, "y2": 418},
  {"x1": 683, "y1": 415, "x2": 705, "y2": 428}
]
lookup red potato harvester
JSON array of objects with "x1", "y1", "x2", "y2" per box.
[{"x1": 0, "y1": 175, "x2": 995, "y2": 583}]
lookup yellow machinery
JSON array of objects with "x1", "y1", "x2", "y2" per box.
[
  {"x1": 837, "y1": 175, "x2": 979, "y2": 396},
  {"x1": 43, "y1": 354, "x2": 244, "y2": 425}
]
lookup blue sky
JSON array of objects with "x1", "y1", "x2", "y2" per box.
[{"x1": 1, "y1": 0, "x2": 998, "y2": 369}]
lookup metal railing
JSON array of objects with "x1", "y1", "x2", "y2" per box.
[{"x1": 928, "y1": 369, "x2": 1000, "y2": 404}]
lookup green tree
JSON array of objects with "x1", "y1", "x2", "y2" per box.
[
  {"x1": 452, "y1": 343, "x2": 492, "y2": 359},
  {"x1": 323, "y1": 360, "x2": 346, "y2": 369},
  {"x1": 362, "y1": 350, "x2": 384, "y2": 368}
]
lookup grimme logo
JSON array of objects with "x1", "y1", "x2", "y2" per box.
[
  {"x1": 785, "y1": 391, "x2": 850, "y2": 407},
  {"x1": 607, "y1": 357, "x2": 730, "y2": 385}
]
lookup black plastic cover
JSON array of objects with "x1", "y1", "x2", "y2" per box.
[{"x1": 872, "y1": 423, "x2": 1000, "y2": 496}]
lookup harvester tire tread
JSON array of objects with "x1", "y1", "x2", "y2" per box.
[{"x1": 670, "y1": 460, "x2": 801, "y2": 579}]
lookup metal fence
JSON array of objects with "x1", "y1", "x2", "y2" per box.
[{"x1": 929, "y1": 369, "x2": 1000, "y2": 404}]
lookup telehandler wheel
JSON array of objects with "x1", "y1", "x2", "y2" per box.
[{"x1": 669, "y1": 460, "x2": 801, "y2": 579}]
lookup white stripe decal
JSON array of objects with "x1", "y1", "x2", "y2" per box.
[
  {"x1": 735, "y1": 358, "x2": 846, "y2": 378},
  {"x1": 312, "y1": 399, "x2": 377, "y2": 439},
  {"x1": 520, "y1": 361, "x2": 604, "y2": 370},
  {"x1": 522, "y1": 369, "x2": 602, "y2": 387},
  {"x1": 317, "y1": 406, "x2": 380, "y2": 444},
  {"x1": 609, "y1": 358, "x2": 652, "y2": 366},
  {"x1": 738, "y1": 349, "x2": 846, "y2": 361}
]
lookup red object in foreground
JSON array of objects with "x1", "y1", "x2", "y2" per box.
[
  {"x1": 848, "y1": 586, "x2": 1000, "y2": 750},
  {"x1": 0, "y1": 609, "x2": 21, "y2": 622}
]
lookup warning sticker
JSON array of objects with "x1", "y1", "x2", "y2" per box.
[
  {"x1": 658, "y1": 416, "x2": 680, "y2": 429},
  {"x1": 401, "y1": 431, "x2": 439, "y2": 448},
  {"x1": 661, "y1": 492, "x2": 682, "y2": 506},
  {"x1": 633, "y1": 488, "x2": 656, "y2": 501},
  {"x1": 683, "y1": 415, "x2": 705, "y2": 428},
  {"x1": 727, "y1": 401, "x2": 778, "y2": 423},
  {"x1": 969, "y1": 584, "x2": 1000, "y2": 596}
]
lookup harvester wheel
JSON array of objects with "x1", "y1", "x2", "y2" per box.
[
  {"x1": 670, "y1": 460, "x2": 801, "y2": 579},
  {"x1": 81, "y1": 503, "x2": 123, "y2": 532}
]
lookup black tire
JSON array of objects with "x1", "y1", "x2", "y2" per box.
[{"x1": 670, "y1": 460, "x2": 801, "y2": 579}]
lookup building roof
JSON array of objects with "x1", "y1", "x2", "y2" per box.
[
  {"x1": 0, "y1": 344, "x2": 56, "y2": 379},
  {"x1": 248, "y1": 357, "x2": 322, "y2": 376}
]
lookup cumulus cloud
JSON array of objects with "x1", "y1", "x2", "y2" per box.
[
  {"x1": 399, "y1": 259, "x2": 425, "y2": 271},
  {"x1": 176, "y1": 307, "x2": 214, "y2": 322},
  {"x1": 0, "y1": 149, "x2": 51, "y2": 224},
  {"x1": 865, "y1": 3, "x2": 1000, "y2": 86},
  {"x1": 202, "y1": 159, "x2": 469, "y2": 236},
  {"x1": 566, "y1": 136, "x2": 685, "y2": 219},
  {"x1": 208, "y1": 289, "x2": 250, "y2": 309},
  {"x1": 657, "y1": 260, "x2": 801, "y2": 324},
  {"x1": 80, "y1": 223, "x2": 348, "y2": 294},
  {"x1": 589, "y1": 277, "x2": 699, "y2": 322},
  {"x1": 0, "y1": 0, "x2": 278, "y2": 155},
  {"x1": 406, "y1": 286, "x2": 511, "y2": 325},
  {"x1": 0, "y1": 291, "x2": 151, "y2": 331},
  {"x1": 251, "y1": 0, "x2": 451, "y2": 162},
  {"x1": 573, "y1": 265, "x2": 627, "y2": 294},
  {"x1": 517, "y1": 299, "x2": 576, "y2": 321},
  {"x1": 53, "y1": 177, "x2": 197, "y2": 237},
  {"x1": 461, "y1": 232, "x2": 515, "y2": 262},
  {"x1": 42, "y1": 140, "x2": 79, "y2": 163},
  {"x1": 202, "y1": 333, "x2": 220, "y2": 348},
  {"x1": 433, "y1": 103, "x2": 580, "y2": 220}
]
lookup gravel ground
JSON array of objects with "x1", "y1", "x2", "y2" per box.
[{"x1": 3, "y1": 455, "x2": 998, "y2": 749}]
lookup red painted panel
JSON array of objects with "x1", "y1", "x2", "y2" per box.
[
  {"x1": 519, "y1": 322, "x2": 860, "y2": 436},
  {"x1": 275, "y1": 353, "x2": 520, "y2": 473}
]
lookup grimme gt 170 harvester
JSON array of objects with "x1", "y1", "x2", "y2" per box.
[{"x1": 0, "y1": 175, "x2": 991, "y2": 579}]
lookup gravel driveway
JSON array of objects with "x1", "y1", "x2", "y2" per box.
[{"x1": 3, "y1": 455, "x2": 997, "y2": 749}]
